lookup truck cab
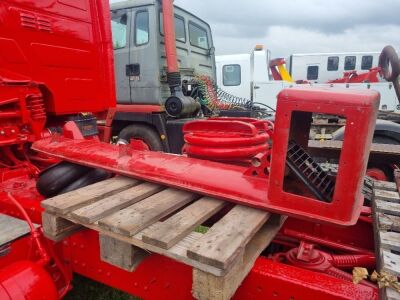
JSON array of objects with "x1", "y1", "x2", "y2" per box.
[
  {"x1": 111, "y1": 0, "x2": 216, "y2": 105},
  {"x1": 108, "y1": 0, "x2": 216, "y2": 153}
]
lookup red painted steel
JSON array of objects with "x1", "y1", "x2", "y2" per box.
[
  {"x1": 65, "y1": 230, "x2": 377, "y2": 300},
  {"x1": 112, "y1": 105, "x2": 164, "y2": 114},
  {"x1": 328, "y1": 68, "x2": 380, "y2": 83},
  {"x1": 32, "y1": 88, "x2": 379, "y2": 226},
  {"x1": 0, "y1": 261, "x2": 59, "y2": 300},
  {"x1": 273, "y1": 241, "x2": 376, "y2": 288},
  {"x1": 269, "y1": 87, "x2": 379, "y2": 225},
  {"x1": 366, "y1": 167, "x2": 388, "y2": 181},
  {"x1": 0, "y1": 0, "x2": 114, "y2": 114},
  {"x1": 162, "y1": 0, "x2": 179, "y2": 73}
]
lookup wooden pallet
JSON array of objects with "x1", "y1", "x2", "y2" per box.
[
  {"x1": 372, "y1": 180, "x2": 400, "y2": 300},
  {"x1": 41, "y1": 176, "x2": 285, "y2": 300}
]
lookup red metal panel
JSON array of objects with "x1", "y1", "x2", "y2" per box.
[
  {"x1": 269, "y1": 87, "x2": 379, "y2": 225},
  {"x1": 65, "y1": 230, "x2": 377, "y2": 300},
  {"x1": 0, "y1": 0, "x2": 114, "y2": 114},
  {"x1": 0, "y1": 261, "x2": 58, "y2": 300}
]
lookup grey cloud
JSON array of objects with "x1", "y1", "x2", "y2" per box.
[
  {"x1": 175, "y1": 0, "x2": 400, "y2": 34},
  {"x1": 110, "y1": 0, "x2": 400, "y2": 57}
]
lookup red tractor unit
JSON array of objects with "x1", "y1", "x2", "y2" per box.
[{"x1": 0, "y1": 1, "x2": 399, "y2": 300}]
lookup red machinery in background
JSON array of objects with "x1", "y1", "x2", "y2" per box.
[{"x1": 0, "y1": 0, "x2": 389, "y2": 299}]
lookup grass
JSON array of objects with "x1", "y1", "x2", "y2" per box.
[
  {"x1": 65, "y1": 275, "x2": 140, "y2": 300},
  {"x1": 194, "y1": 225, "x2": 209, "y2": 233}
]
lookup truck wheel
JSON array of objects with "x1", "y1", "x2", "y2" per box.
[
  {"x1": 394, "y1": 78, "x2": 400, "y2": 103},
  {"x1": 118, "y1": 124, "x2": 163, "y2": 151},
  {"x1": 379, "y1": 45, "x2": 400, "y2": 81}
]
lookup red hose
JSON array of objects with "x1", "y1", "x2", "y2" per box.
[
  {"x1": 6, "y1": 193, "x2": 49, "y2": 265},
  {"x1": 7, "y1": 193, "x2": 71, "y2": 297}
]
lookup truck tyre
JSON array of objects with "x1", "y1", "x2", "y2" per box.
[
  {"x1": 60, "y1": 168, "x2": 111, "y2": 194},
  {"x1": 118, "y1": 124, "x2": 163, "y2": 151},
  {"x1": 379, "y1": 45, "x2": 400, "y2": 81},
  {"x1": 393, "y1": 78, "x2": 400, "y2": 104},
  {"x1": 36, "y1": 161, "x2": 91, "y2": 197}
]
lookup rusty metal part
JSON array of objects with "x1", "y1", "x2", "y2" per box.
[{"x1": 308, "y1": 140, "x2": 400, "y2": 164}]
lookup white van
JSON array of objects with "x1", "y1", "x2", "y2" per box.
[
  {"x1": 288, "y1": 52, "x2": 381, "y2": 83},
  {"x1": 216, "y1": 47, "x2": 399, "y2": 112}
]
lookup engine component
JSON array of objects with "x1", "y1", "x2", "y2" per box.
[
  {"x1": 273, "y1": 241, "x2": 376, "y2": 288},
  {"x1": 165, "y1": 94, "x2": 200, "y2": 118},
  {"x1": 0, "y1": 75, "x2": 46, "y2": 146}
]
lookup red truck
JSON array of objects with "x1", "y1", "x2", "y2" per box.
[{"x1": 0, "y1": 1, "x2": 398, "y2": 300}]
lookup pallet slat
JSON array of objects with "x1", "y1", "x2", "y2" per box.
[
  {"x1": 380, "y1": 231, "x2": 400, "y2": 252},
  {"x1": 375, "y1": 190, "x2": 400, "y2": 203},
  {"x1": 381, "y1": 250, "x2": 400, "y2": 277},
  {"x1": 41, "y1": 176, "x2": 140, "y2": 214},
  {"x1": 376, "y1": 200, "x2": 400, "y2": 217},
  {"x1": 98, "y1": 188, "x2": 199, "y2": 236},
  {"x1": 374, "y1": 181, "x2": 398, "y2": 192},
  {"x1": 372, "y1": 184, "x2": 400, "y2": 300},
  {"x1": 142, "y1": 197, "x2": 226, "y2": 249},
  {"x1": 70, "y1": 182, "x2": 164, "y2": 224},
  {"x1": 378, "y1": 213, "x2": 400, "y2": 232},
  {"x1": 187, "y1": 205, "x2": 270, "y2": 270}
]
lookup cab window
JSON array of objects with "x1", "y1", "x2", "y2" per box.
[
  {"x1": 135, "y1": 10, "x2": 149, "y2": 46},
  {"x1": 189, "y1": 22, "x2": 209, "y2": 49},
  {"x1": 327, "y1": 56, "x2": 339, "y2": 71},
  {"x1": 111, "y1": 11, "x2": 127, "y2": 49},
  {"x1": 361, "y1": 55, "x2": 373, "y2": 70},
  {"x1": 307, "y1": 66, "x2": 319, "y2": 80},
  {"x1": 344, "y1": 56, "x2": 356, "y2": 70},
  {"x1": 160, "y1": 14, "x2": 186, "y2": 42},
  {"x1": 223, "y1": 64, "x2": 241, "y2": 86}
]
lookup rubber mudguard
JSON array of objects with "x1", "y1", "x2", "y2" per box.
[
  {"x1": 60, "y1": 168, "x2": 111, "y2": 194},
  {"x1": 36, "y1": 161, "x2": 91, "y2": 197}
]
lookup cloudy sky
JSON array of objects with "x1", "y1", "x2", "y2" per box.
[{"x1": 111, "y1": 0, "x2": 400, "y2": 57}]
